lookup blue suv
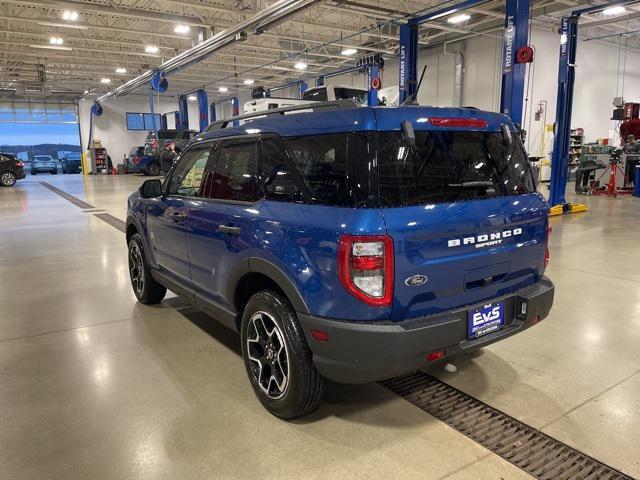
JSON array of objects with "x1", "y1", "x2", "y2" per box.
[{"x1": 126, "y1": 102, "x2": 554, "y2": 419}]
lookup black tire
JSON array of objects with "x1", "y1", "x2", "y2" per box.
[
  {"x1": 52, "y1": 170, "x2": 57, "y2": 175},
  {"x1": 127, "y1": 233, "x2": 166, "y2": 304},
  {"x1": 31, "y1": 170, "x2": 36, "y2": 175},
  {"x1": 241, "y1": 290, "x2": 326, "y2": 419},
  {"x1": 146, "y1": 163, "x2": 161, "y2": 176},
  {"x1": 0, "y1": 171, "x2": 17, "y2": 187}
]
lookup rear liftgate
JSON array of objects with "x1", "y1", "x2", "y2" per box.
[{"x1": 382, "y1": 372, "x2": 632, "y2": 480}]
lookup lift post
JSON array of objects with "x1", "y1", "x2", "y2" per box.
[
  {"x1": 316, "y1": 59, "x2": 383, "y2": 106},
  {"x1": 196, "y1": 89, "x2": 209, "y2": 132},
  {"x1": 549, "y1": 0, "x2": 639, "y2": 213},
  {"x1": 177, "y1": 95, "x2": 189, "y2": 130},
  {"x1": 499, "y1": 0, "x2": 531, "y2": 125}
]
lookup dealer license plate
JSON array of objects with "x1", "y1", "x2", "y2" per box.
[{"x1": 468, "y1": 302, "x2": 505, "y2": 339}]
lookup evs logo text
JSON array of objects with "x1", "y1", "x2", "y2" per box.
[
  {"x1": 448, "y1": 228, "x2": 523, "y2": 249},
  {"x1": 472, "y1": 306, "x2": 501, "y2": 327}
]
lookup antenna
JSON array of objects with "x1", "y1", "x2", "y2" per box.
[{"x1": 401, "y1": 65, "x2": 427, "y2": 106}]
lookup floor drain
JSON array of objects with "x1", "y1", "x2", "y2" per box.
[
  {"x1": 93, "y1": 213, "x2": 126, "y2": 233},
  {"x1": 381, "y1": 372, "x2": 633, "y2": 480},
  {"x1": 39, "y1": 182, "x2": 94, "y2": 209}
]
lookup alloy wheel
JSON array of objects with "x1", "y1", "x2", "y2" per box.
[
  {"x1": 0, "y1": 172, "x2": 16, "y2": 186},
  {"x1": 128, "y1": 243, "x2": 145, "y2": 295},
  {"x1": 246, "y1": 311, "x2": 290, "y2": 399}
]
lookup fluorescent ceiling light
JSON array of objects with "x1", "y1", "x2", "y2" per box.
[
  {"x1": 38, "y1": 21, "x2": 87, "y2": 30},
  {"x1": 188, "y1": 95, "x2": 197, "y2": 101},
  {"x1": 603, "y1": 5, "x2": 626, "y2": 15},
  {"x1": 294, "y1": 61, "x2": 308, "y2": 70},
  {"x1": 218, "y1": 86, "x2": 229, "y2": 93},
  {"x1": 174, "y1": 24, "x2": 191, "y2": 34},
  {"x1": 341, "y1": 48, "x2": 357, "y2": 56},
  {"x1": 447, "y1": 13, "x2": 471, "y2": 24},
  {"x1": 62, "y1": 10, "x2": 79, "y2": 21},
  {"x1": 30, "y1": 44, "x2": 72, "y2": 51},
  {"x1": 49, "y1": 37, "x2": 64, "y2": 45},
  {"x1": 243, "y1": 79, "x2": 255, "y2": 85},
  {"x1": 145, "y1": 45, "x2": 159, "y2": 53},
  {"x1": 100, "y1": 78, "x2": 111, "y2": 84},
  {"x1": 115, "y1": 67, "x2": 127, "y2": 74}
]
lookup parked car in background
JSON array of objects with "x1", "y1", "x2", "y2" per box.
[
  {"x1": 0, "y1": 153, "x2": 26, "y2": 186},
  {"x1": 126, "y1": 102, "x2": 554, "y2": 419},
  {"x1": 61, "y1": 152, "x2": 82, "y2": 174},
  {"x1": 125, "y1": 145, "x2": 162, "y2": 176},
  {"x1": 30, "y1": 155, "x2": 57, "y2": 175},
  {"x1": 143, "y1": 129, "x2": 197, "y2": 158}
]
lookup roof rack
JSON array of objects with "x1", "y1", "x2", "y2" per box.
[{"x1": 205, "y1": 99, "x2": 360, "y2": 132}]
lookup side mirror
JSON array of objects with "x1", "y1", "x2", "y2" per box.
[
  {"x1": 139, "y1": 179, "x2": 162, "y2": 198},
  {"x1": 501, "y1": 123, "x2": 513, "y2": 146},
  {"x1": 401, "y1": 120, "x2": 416, "y2": 147}
]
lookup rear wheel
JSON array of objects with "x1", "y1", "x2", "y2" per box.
[
  {"x1": 0, "y1": 171, "x2": 16, "y2": 187},
  {"x1": 241, "y1": 291, "x2": 326, "y2": 419},
  {"x1": 146, "y1": 163, "x2": 161, "y2": 176},
  {"x1": 127, "y1": 233, "x2": 166, "y2": 304}
]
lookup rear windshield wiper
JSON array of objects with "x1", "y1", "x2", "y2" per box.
[{"x1": 448, "y1": 181, "x2": 495, "y2": 189}]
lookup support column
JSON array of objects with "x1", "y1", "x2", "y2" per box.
[
  {"x1": 398, "y1": 21, "x2": 419, "y2": 104},
  {"x1": 197, "y1": 89, "x2": 209, "y2": 132},
  {"x1": 231, "y1": 97, "x2": 240, "y2": 127},
  {"x1": 549, "y1": 15, "x2": 578, "y2": 207},
  {"x1": 210, "y1": 103, "x2": 217, "y2": 123},
  {"x1": 367, "y1": 65, "x2": 380, "y2": 107},
  {"x1": 178, "y1": 95, "x2": 189, "y2": 130},
  {"x1": 499, "y1": 0, "x2": 531, "y2": 125}
]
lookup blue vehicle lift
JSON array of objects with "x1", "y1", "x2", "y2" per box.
[
  {"x1": 177, "y1": 88, "x2": 209, "y2": 132},
  {"x1": 264, "y1": 80, "x2": 308, "y2": 99},
  {"x1": 398, "y1": 0, "x2": 531, "y2": 126},
  {"x1": 210, "y1": 96, "x2": 240, "y2": 127},
  {"x1": 549, "y1": 0, "x2": 639, "y2": 213},
  {"x1": 316, "y1": 60, "x2": 383, "y2": 107}
]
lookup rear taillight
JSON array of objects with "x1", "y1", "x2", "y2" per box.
[
  {"x1": 338, "y1": 235, "x2": 394, "y2": 307},
  {"x1": 429, "y1": 117, "x2": 488, "y2": 128},
  {"x1": 133, "y1": 156, "x2": 141, "y2": 164},
  {"x1": 15, "y1": 161, "x2": 24, "y2": 168}
]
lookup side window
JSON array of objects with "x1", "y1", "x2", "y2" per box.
[
  {"x1": 206, "y1": 140, "x2": 260, "y2": 202},
  {"x1": 260, "y1": 138, "x2": 303, "y2": 203},
  {"x1": 166, "y1": 144, "x2": 213, "y2": 197}
]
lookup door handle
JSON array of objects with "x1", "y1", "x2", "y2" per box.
[
  {"x1": 218, "y1": 224, "x2": 241, "y2": 235},
  {"x1": 169, "y1": 211, "x2": 187, "y2": 222}
]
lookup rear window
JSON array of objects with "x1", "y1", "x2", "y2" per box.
[
  {"x1": 334, "y1": 87, "x2": 367, "y2": 105},
  {"x1": 302, "y1": 88, "x2": 328, "y2": 102},
  {"x1": 377, "y1": 131, "x2": 535, "y2": 207}
]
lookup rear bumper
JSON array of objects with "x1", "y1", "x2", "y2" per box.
[
  {"x1": 16, "y1": 169, "x2": 26, "y2": 179},
  {"x1": 299, "y1": 277, "x2": 554, "y2": 384}
]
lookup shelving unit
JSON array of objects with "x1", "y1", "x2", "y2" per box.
[{"x1": 568, "y1": 128, "x2": 584, "y2": 181}]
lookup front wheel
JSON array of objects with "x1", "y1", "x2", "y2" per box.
[
  {"x1": 127, "y1": 233, "x2": 166, "y2": 304},
  {"x1": 0, "y1": 171, "x2": 16, "y2": 187},
  {"x1": 241, "y1": 291, "x2": 326, "y2": 419}
]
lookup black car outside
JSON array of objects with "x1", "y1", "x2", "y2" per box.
[{"x1": 0, "y1": 153, "x2": 26, "y2": 187}]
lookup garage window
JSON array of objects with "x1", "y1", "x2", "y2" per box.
[{"x1": 126, "y1": 113, "x2": 161, "y2": 130}]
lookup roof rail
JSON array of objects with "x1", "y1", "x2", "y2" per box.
[{"x1": 205, "y1": 99, "x2": 360, "y2": 132}]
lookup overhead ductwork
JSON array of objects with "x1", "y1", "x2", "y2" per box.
[{"x1": 96, "y1": 0, "x2": 320, "y2": 103}]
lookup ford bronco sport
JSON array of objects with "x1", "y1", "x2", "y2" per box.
[{"x1": 126, "y1": 102, "x2": 554, "y2": 419}]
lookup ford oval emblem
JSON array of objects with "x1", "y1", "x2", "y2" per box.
[{"x1": 405, "y1": 274, "x2": 428, "y2": 286}]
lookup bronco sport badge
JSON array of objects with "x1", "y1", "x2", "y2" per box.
[{"x1": 448, "y1": 228, "x2": 523, "y2": 249}]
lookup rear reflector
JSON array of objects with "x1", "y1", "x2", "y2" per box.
[
  {"x1": 310, "y1": 329, "x2": 329, "y2": 342},
  {"x1": 16, "y1": 161, "x2": 24, "y2": 168},
  {"x1": 429, "y1": 117, "x2": 488, "y2": 128},
  {"x1": 426, "y1": 351, "x2": 445, "y2": 361},
  {"x1": 530, "y1": 316, "x2": 540, "y2": 325}
]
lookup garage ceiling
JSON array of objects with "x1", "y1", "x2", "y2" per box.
[{"x1": 1, "y1": 0, "x2": 639, "y2": 101}]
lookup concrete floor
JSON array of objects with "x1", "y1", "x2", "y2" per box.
[{"x1": 1, "y1": 174, "x2": 639, "y2": 479}]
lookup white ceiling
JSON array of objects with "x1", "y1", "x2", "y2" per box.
[{"x1": 1, "y1": 0, "x2": 639, "y2": 100}]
